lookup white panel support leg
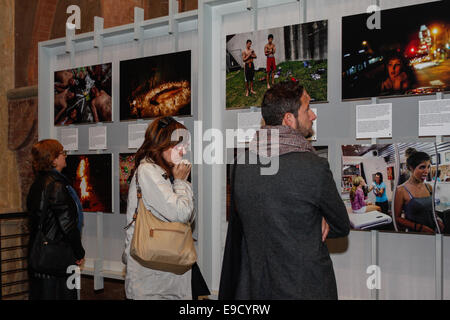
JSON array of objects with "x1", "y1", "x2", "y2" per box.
[
  {"x1": 371, "y1": 230, "x2": 379, "y2": 300},
  {"x1": 134, "y1": 7, "x2": 144, "y2": 41},
  {"x1": 94, "y1": 212, "x2": 104, "y2": 291},
  {"x1": 435, "y1": 234, "x2": 443, "y2": 300},
  {"x1": 94, "y1": 17, "x2": 104, "y2": 63}
]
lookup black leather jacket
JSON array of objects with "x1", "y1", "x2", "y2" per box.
[{"x1": 27, "y1": 170, "x2": 85, "y2": 260}]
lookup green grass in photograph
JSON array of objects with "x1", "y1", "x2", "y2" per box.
[{"x1": 226, "y1": 60, "x2": 327, "y2": 109}]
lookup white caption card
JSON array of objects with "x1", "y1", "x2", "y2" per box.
[
  {"x1": 128, "y1": 123, "x2": 148, "y2": 149},
  {"x1": 89, "y1": 126, "x2": 107, "y2": 150},
  {"x1": 356, "y1": 103, "x2": 392, "y2": 139},
  {"x1": 61, "y1": 128, "x2": 78, "y2": 151},
  {"x1": 237, "y1": 111, "x2": 263, "y2": 143},
  {"x1": 419, "y1": 99, "x2": 450, "y2": 137}
]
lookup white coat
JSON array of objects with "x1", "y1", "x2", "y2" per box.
[{"x1": 123, "y1": 159, "x2": 195, "y2": 300}]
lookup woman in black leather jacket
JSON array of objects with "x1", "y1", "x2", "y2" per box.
[{"x1": 27, "y1": 139, "x2": 85, "y2": 300}]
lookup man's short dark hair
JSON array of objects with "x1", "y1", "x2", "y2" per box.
[
  {"x1": 246, "y1": 39, "x2": 252, "y2": 44},
  {"x1": 261, "y1": 81, "x2": 304, "y2": 126},
  {"x1": 268, "y1": 34, "x2": 273, "y2": 40}
]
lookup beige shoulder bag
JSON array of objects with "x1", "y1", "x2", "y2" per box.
[{"x1": 125, "y1": 168, "x2": 197, "y2": 275}]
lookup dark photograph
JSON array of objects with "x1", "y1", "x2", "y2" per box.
[
  {"x1": 63, "y1": 154, "x2": 113, "y2": 213},
  {"x1": 119, "y1": 153, "x2": 136, "y2": 214},
  {"x1": 342, "y1": 1, "x2": 450, "y2": 100},
  {"x1": 120, "y1": 51, "x2": 191, "y2": 120}
]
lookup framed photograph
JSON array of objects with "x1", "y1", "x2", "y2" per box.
[
  {"x1": 445, "y1": 151, "x2": 450, "y2": 163},
  {"x1": 119, "y1": 153, "x2": 136, "y2": 214},
  {"x1": 342, "y1": 1, "x2": 450, "y2": 100},
  {"x1": 431, "y1": 153, "x2": 441, "y2": 165},
  {"x1": 341, "y1": 144, "x2": 395, "y2": 232},
  {"x1": 120, "y1": 51, "x2": 191, "y2": 120},
  {"x1": 54, "y1": 63, "x2": 112, "y2": 126},
  {"x1": 62, "y1": 154, "x2": 113, "y2": 213},
  {"x1": 226, "y1": 20, "x2": 328, "y2": 109},
  {"x1": 341, "y1": 142, "x2": 450, "y2": 235}
]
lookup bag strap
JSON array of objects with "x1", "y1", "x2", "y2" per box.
[
  {"x1": 124, "y1": 165, "x2": 192, "y2": 230},
  {"x1": 124, "y1": 167, "x2": 141, "y2": 230}
]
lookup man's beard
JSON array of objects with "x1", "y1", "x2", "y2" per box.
[{"x1": 296, "y1": 119, "x2": 314, "y2": 139}]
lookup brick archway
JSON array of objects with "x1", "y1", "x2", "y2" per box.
[{"x1": 26, "y1": 0, "x2": 59, "y2": 85}]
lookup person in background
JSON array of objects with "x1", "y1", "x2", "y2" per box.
[
  {"x1": 368, "y1": 172, "x2": 389, "y2": 214},
  {"x1": 350, "y1": 176, "x2": 381, "y2": 213},
  {"x1": 27, "y1": 139, "x2": 85, "y2": 300},
  {"x1": 242, "y1": 39, "x2": 257, "y2": 96},
  {"x1": 264, "y1": 34, "x2": 276, "y2": 89}
]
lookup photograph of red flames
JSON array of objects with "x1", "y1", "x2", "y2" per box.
[
  {"x1": 119, "y1": 153, "x2": 135, "y2": 214},
  {"x1": 120, "y1": 51, "x2": 191, "y2": 120},
  {"x1": 63, "y1": 154, "x2": 113, "y2": 213}
]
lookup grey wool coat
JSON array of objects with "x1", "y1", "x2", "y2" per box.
[{"x1": 219, "y1": 151, "x2": 350, "y2": 300}]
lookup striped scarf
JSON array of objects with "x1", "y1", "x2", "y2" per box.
[{"x1": 249, "y1": 125, "x2": 316, "y2": 157}]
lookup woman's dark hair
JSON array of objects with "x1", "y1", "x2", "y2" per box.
[
  {"x1": 31, "y1": 139, "x2": 63, "y2": 174},
  {"x1": 268, "y1": 34, "x2": 273, "y2": 40},
  {"x1": 131, "y1": 116, "x2": 187, "y2": 180},
  {"x1": 375, "y1": 172, "x2": 383, "y2": 183},
  {"x1": 261, "y1": 81, "x2": 304, "y2": 125},
  {"x1": 407, "y1": 150, "x2": 431, "y2": 171},
  {"x1": 405, "y1": 147, "x2": 416, "y2": 158}
]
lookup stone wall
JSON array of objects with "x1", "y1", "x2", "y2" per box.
[
  {"x1": 7, "y1": 89, "x2": 39, "y2": 212},
  {"x1": 0, "y1": 0, "x2": 21, "y2": 214}
]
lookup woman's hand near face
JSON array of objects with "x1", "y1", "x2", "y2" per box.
[{"x1": 173, "y1": 162, "x2": 191, "y2": 180}]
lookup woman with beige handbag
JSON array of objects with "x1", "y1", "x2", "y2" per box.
[{"x1": 122, "y1": 116, "x2": 206, "y2": 300}]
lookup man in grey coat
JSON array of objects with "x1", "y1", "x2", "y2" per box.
[{"x1": 219, "y1": 81, "x2": 350, "y2": 300}]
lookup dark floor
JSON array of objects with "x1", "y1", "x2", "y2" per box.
[{"x1": 80, "y1": 275, "x2": 126, "y2": 300}]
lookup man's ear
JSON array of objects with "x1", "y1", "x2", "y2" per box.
[{"x1": 282, "y1": 113, "x2": 294, "y2": 128}]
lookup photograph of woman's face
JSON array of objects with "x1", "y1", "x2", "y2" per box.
[{"x1": 387, "y1": 58, "x2": 402, "y2": 80}]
